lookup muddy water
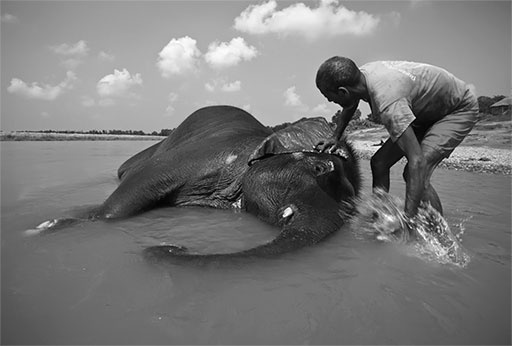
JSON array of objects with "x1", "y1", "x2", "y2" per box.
[{"x1": 1, "y1": 141, "x2": 510, "y2": 345}]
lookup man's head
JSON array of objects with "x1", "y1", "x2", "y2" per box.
[{"x1": 316, "y1": 56, "x2": 362, "y2": 107}]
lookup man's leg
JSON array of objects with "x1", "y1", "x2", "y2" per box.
[
  {"x1": 413, "y1": 95, "x2": 479, "y2": 215},
  {"x1": 403, "y1": 147, "x2": 445, "y2": 215},
  {"x1": 422, "y1": 147, "x2": 446, "y2": 214},
  {"x1": 370, "y1": 138, "x2": 405, "y2": 192}
]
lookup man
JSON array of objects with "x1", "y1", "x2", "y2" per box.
[{"x1": 315, "y1": 57, "x2": 479, "y2": 219}]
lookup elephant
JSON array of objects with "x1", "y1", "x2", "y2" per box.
[{"x1": 31, "y1": 105, "x2": 361, "y2": 261}]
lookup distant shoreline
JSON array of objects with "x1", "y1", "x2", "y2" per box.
[
  {"x1": 2, "y1": 122, "x2": 510, "y2": 175},
  {"x1": 0, "y1": 131, "x2": 165, "y2": 141}
]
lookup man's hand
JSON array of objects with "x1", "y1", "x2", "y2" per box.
[{"x1": 314, "y1": 137, "x2": 338, "y2": 153}]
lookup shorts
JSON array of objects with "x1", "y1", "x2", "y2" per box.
[{"x1": 412, "y1": 89, "x2": 479, "y2": 158}]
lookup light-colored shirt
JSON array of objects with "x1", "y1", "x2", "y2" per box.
[{"x1": 360, "y1": 61, "x2": 472, "y2": 141}]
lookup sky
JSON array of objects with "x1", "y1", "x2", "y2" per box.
[{"x1": 1, "y1": 0, "x2": 511, "y2": 132}]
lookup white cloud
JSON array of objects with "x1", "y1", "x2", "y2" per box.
[
  {"x1": 168, "y1": 92, "x2": 178, "y2": 103},
  {"x1": 165, "y1": 92, "x2": 179, "y2": 115},
  {"x1": 98, "y1": 51, "x2": 115, "y2": 62},
  {"x1": 205, "y1": 37, "x2": 258, "y2": 69},
  {"x1": 204, "y1": 81, "x2": 216, "y2": 93},
  {"x1": 7, "y1": 71, "x2": 77, "y2": 101},
  {"x1": 50, "y1": 40, "x2": 89, "y2": 70},
  {"x1": 221, "y1": 80, "x2": 242, "y2": 92},
  {"x1": 61, "y1": 58, "x2": 84, "y2": 70},
  {"x1": 1, "y1": 13, "x2": 19, "y2": 23},
  {"x1": 50, "y1": 40, "x2": 89, "y2": 57},
  {"x1": 205, "y1": 79, "x2": 242, "y2": 92},
  {"x1": 205, "y1": 81, "x2": 216, "y2": 92},
  {"x1": 234, "y1": 0, "x2": 381, "y2": 40},
  {"x1": 311, "y1": 103, "x2": 332, "y2": 115},
  {"x1": 284, "y1": 86, "x2": 306, "y2": 108},
  {"x1": 157, "y1": 36, "x2": 201, "y2": 77},
  {"x1": 96, "y1": 68, "x2": 143, "y2": 98}
]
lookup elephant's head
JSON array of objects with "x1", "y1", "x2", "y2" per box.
[{"x1": 144, "y1": 134, "x2": 361, "y2": 263}]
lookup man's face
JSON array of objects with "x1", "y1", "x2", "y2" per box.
[{"x1": 321, "y1": 87, "x2": 355, "y2": 108}]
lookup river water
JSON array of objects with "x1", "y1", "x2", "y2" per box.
[{"x1": 1, "y1": 141, "x2": 510, "y2": 345}]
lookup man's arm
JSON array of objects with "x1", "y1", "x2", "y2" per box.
[
  {"x1": 315, "y1": 101, "x2": 359, "y2": 152},
  {"x1": 394, "y1": 126, "x2": 426, "y2": 217},
  {"x1": 332, "y1": 100, "x2": 359, "y2": 141}
]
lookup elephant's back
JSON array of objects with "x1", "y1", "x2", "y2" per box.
[
  {"x1": 117, "y1": 106, "x2": 271, "y2": 180},
  {"x1": 158, "y1": 106, "x2": 271, "y2": 152}
]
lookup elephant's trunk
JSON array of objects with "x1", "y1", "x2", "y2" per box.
[
  {"x1": 143, "y1": 231, "x2": 318, "y2": 265},
  {"x1": 143, "y1": 203, "x2": 348, "y2": 265}
]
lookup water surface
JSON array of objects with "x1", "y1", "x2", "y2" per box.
[{"x1": 1, "y1": 141, "x2": 510, "y2": 345}]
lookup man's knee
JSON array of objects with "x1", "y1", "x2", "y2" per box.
[
  {"x1": 422, "y1": 146, "x2": 445, "y2": 171},
  {"x1": 402, "y1": 154, "x2": 436, "y2": 185}
]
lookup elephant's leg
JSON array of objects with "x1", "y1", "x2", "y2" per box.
[
  {"x1": 24, "y1": 217, "x2": 87, "y2": 236},
  {"x1": 26, "y1": 165, "x2": 184, "y2": 235},
  {"x1": 94, "y1": 165, "x2": 184, "y2": 219}
]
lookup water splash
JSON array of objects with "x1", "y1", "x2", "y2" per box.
[
  {"x1": 411, "y1": 204, "x2": 470, "y2": 267},
  {"x1": 350, "y1": 189, "x2": 470, "y2": 267},
  {"x1": 453, "y1": 214, "x2": 473, "y2": 243}
]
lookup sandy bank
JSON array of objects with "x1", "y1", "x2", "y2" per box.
[
  {"x1": 347, "y1": 120, "x2": 511, "y2": 175},
  {"x1": 352, "y1": 140, "x2": 511, "y2": 175}
]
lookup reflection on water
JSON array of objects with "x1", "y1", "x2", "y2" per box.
[{"x1": 1, "y1": 141, "x2": 511, "y2": 345}]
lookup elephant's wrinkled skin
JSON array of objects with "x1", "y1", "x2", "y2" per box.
[
  {"x1": 34, "y1": 105, "x2": 361, "y2": 260},
  {"x1": 148, "y1": 150, "x2": 360, "y2": 261},
  {"x1": 97, "y1": 105, "x2": 273, "y2": 218}
]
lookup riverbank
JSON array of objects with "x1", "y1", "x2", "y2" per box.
[
  {"x1": 2, "y1": 118, "x2": 510, "y2": 174},
  {"x1": 347, "y1": 119, "x2": 511, "y2": 175},
  {"x1": 351, "y1": 140, "x2": 511, "y2": 175},
  {"x1": 0, "y1": 131, "x2": 164, "y2": 141}
]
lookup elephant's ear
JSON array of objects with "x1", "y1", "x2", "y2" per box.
[
  {"x1": 248, "y1": 117, "x2": 334, "y2": 166},
  {"x1": 248, "y1": 134, "x2": 287, "y2": 165},
  {"x1": 273, "y1": 117, "x2": 333, "y2": 151}
]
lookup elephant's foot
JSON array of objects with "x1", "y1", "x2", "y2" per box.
[{"x1": 24, "y1": 217, "x2": 84, "y2": 236}]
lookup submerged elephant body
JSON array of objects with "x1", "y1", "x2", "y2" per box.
[{"x1": 35, "y1": 105, "x2": 362, "y2": 261}]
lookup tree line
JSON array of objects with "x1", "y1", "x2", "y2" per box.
[
  {"x1": 271, "y1": 94, "x2": 508, "y2": 132},
  {"x1": 23, "y1": 95, "x2": 508, "y2": 136},
  {"x1": 477, "y1": 95, "x2": 508, "y2": 114},
  {"x1": 24, "y1": 128, "x2": 173, "y2": 137}
]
